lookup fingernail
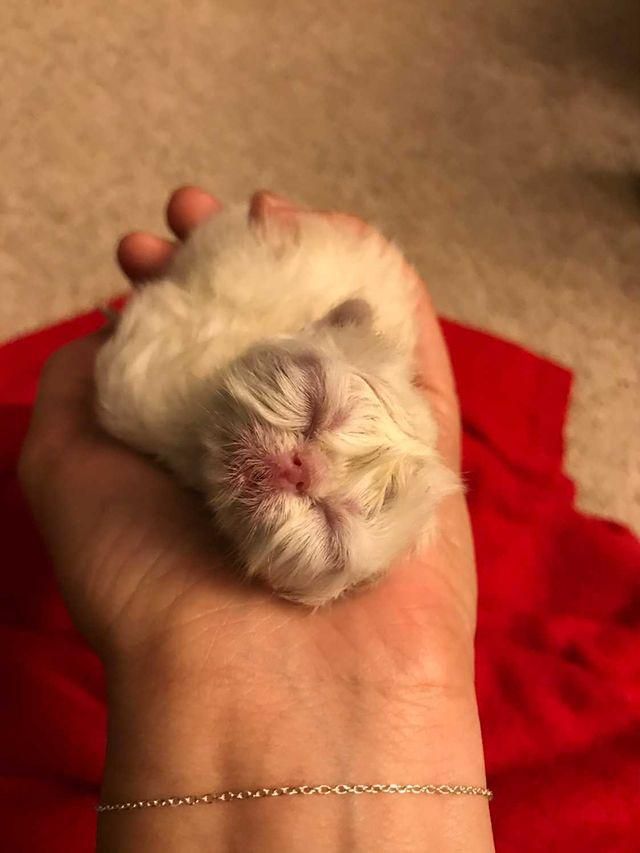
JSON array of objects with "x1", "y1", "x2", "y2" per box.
[
  {"x1": 248, "y1": 190, "x2": 299, "y2": 225},
  {"x1": 260, "y1": 190, "x2": 297, "y2": 211}
]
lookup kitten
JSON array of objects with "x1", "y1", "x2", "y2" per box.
[{"x1": 95, "y1": 202, "x2": 457, "y2": 605}]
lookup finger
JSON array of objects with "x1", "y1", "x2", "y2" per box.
[
  {"x1": 118, "y1": 187, "x2": 223, "y2": 282},
  {"x1": 301, "y1": 209, "x2": 370, "y2": 238},
  {"x1": 412, "y1": 286, "x2": 457, "y2": 403},
  {"x1": 248, "y1": 190, "x2": 300, "y2": 222},
  {"x1": 117, "y1": 233, "x2": 176, "y2": 283},
  {"x1": 166, "y1": 186, "x2": 222, "y2": 240},
  {"x1": 249, "y1": 193, "x2": 367, "y2": 239},
  {"x1": 412, "y1": 285, "x2": 461, "y2": 471}
]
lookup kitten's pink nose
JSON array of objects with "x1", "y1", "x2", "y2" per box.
[{"x1": 272, "y1": 451, "x2": 310, "y2": 494}]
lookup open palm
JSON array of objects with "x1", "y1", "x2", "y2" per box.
[{"x1": 19, "y1": 188, "x2": 478, "y2": 701}]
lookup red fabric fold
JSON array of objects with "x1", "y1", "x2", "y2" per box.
[{"x1": 0, "y1": 310, "x2": 638, "y2": 852}]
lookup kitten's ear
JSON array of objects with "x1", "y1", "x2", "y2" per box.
[{"x1": 320, "y1": 298, "x2": 373, "y2": 328}]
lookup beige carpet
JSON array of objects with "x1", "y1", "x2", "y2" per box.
[{"x1": 1, "y1": 0, "x2": 638, "y2": 531}]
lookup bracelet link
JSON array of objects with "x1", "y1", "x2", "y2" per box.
[{"x1": 98, "y1": 781, "x2": 493, "y2": 812}]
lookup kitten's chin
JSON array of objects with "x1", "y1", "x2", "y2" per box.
[
  {"x1": 231, "y1": 501, "x2": 358, "y2": 607},
  {"x1": 212, "y1": 488, "x2": 395, "y2": 606},
  {"x1": 267, "y1": 539, "x2": 389, "y2": 607}
]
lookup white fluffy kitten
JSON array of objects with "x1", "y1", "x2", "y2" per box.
[{"x1": 95, "y1": 203, "x2": 457, "y2": 605}]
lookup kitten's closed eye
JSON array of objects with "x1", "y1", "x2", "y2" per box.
[
  {"x1": 305, "y1": 398, "x2": 323, "y2": 439},
  {"x1": 382, "y1": 476, "x2": 399, "y2": 508},
  {"x1": 295, "y1": 353, "x2": 327, "y2": 439}
]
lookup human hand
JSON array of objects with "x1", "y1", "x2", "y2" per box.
[{"x1": 18, "y1": 188, "x2": 492, "y2": 852}]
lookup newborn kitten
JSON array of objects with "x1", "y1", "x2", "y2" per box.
[{"x1": 95, "y1": 203, "x2": 458, "y2": 605}]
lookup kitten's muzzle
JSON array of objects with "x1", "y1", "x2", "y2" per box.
[{"x1": 266, "y1": 446, "x2": 328, "y2": 496}]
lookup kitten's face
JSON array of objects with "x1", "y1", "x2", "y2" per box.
[{"x1": 201, "y1": 314, "x2": 448, "y2": 605}]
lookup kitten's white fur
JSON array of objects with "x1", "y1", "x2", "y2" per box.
[{"x1": 95, "y1": 204, "x2": 458, "y2": 605}]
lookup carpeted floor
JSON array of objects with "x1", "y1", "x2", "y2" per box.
[{"x1": 1, "y1": 0, "x2": 638, "y2": 531}]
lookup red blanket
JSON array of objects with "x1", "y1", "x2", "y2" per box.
[{"x1": 1, "y1": 310, "x2": 638, "y2": 852}]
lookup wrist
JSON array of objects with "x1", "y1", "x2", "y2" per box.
[
  {"x1": 103, "y1": 655, "x2": 483, "y2": 789},
  {"x1": 98, "y1": 652, "x2": 493, "y2": 852}
]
